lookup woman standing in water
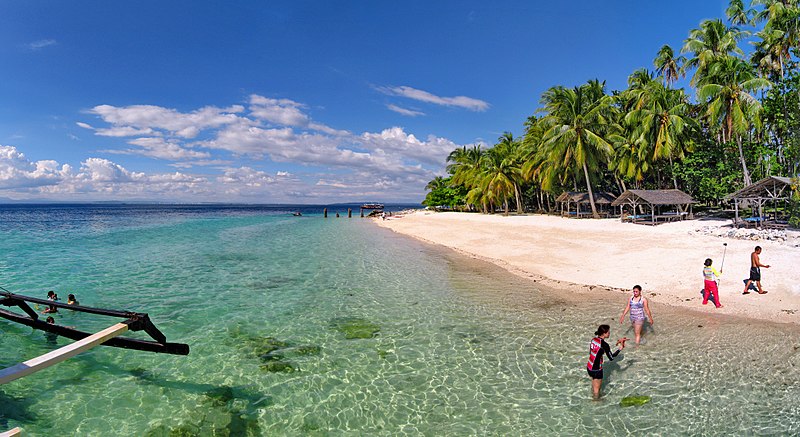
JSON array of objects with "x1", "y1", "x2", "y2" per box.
[
  {"x1": 618, "y1": 285, "x2": 653, "y2": 344},
  {"x1": 587, "y1": 324, "x2": 625, "y2": 399}
]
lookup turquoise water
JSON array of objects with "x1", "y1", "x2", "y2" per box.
[{"x1": 1, "y1": 205, "x2": 799, "y2": 436}]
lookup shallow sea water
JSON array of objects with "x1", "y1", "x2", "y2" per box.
[{"x1": 0, "y1": 205, "x2": 799, "y2": 436}]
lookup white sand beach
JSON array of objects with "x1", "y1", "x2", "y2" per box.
[{"x1": 376, "y1": 211, "x2": 800, "y2": 325}]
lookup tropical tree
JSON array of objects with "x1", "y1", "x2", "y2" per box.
[
  {"x1": 537, "y1": 80, "x2": 617, "y2": 218},
  {"x1": 446, "y1": 145, "x2": 484, "y2": 210},
  {"x1": 697, "y1": 56, "x2": 771, "y2": 186},
  {"x1": 682, "y1": 19, "x2": 746, "y2": 84},
  {"x1": 475, "y1": 133, "x2": 524, "y2": 215},
  {"x1": 625, "y1": 82, "x2": 696, "y2": 188},
  {"x1": 654, "y1": 45, "x2": 686, "y2": 87},
  {"x1": 727, "y1": 0, "x2": 754, "y2": 26}
]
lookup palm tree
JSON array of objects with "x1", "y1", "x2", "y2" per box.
[
  {"x1": 682, "y1": 19, "x2": 746, "y2": 85},
  {"x1": 654, "y1": 45, "x2": 686, "y2": 87},
  {"x1": 425, "y1": 176, "x2": 447, "y2": 191},
  {"x1": 473, "y1": 134, "x2": 524, "y2": 216},
  {"x1": 726, "y1": 0, "x2": 754, "y2": 26},
  {"x1": 538, "y1": 81, "x2": 617, "y2": 218},
  {"x1": 610, "y1": 129, "x2": 649, "y2": 189},
  {"x1": 446, "y1": 145, "x2": 484, "y2": 210},
  {"x1": 625, "y1": 82, "x2": 696, "y2": 188},
  {"x1": 751, "y1": 28, "x2": 790, "y2": 79},
  {"x1": 697, "y1": 56, "x2": 771, "y2": 186},
  {"x1": 495, "y1": 132, "x2": 525, "y2": 213}
]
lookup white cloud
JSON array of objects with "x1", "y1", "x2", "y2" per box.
[
  {"x1": 27, "y1": 39, "x2": 57, "y2": 50},
  {"x1": 95, "y1": 126, "x2": 157, "y2": 137},
  {"x1": 358, "y1": 127, "x2": 459, "y2": 166},
  {"x1": 86, "y1": 104, "x2": 244, "y2": 138},
  {"x1": 168, "y1": 159, "x2": 232, "y2": 169},
  {"x1": 217, "y1": 166, "x2": 275, "y2": 186},
  {"x1": 124, "y1": 137, "x2": 211, "y2": 160},
  {"x1": 0, "y1": 145, "x2": 70, "y2": 189},
  {"x1": 387, "y1": 104, "x2": 425, "y2": 117},
  {"x1": 379, "y1": 85, "x2": 490, "y2": 111},
  {"x1": 4, "y1": 94, "x2": 476, "y2": 202},
  {"x1": 249, "y1": 95, "x2": 310, "y2": 127}
]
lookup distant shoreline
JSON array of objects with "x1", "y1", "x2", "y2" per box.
[{"x1": 375, "y1": 211, "x2": 800, "y2": 325}]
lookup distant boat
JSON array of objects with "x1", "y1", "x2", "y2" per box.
[
  {"x1": 360, "y1": 203, "x2": 384, "y2": 210},
  {"x1": 292, "y1": 211, "x2": 302, "y2": 216}
]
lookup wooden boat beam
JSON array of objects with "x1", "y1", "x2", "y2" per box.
[
  {"x1": 0, "y1": 307, "x2": 189, "y2": 355},
  {"x1": 0, "y1": 291, "x2": 189, "y2": 357},
  {"x1": 0, "y1": 322, "x2": 130, "y2": 385}
]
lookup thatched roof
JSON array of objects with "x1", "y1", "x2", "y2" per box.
[
  {"x1": 723, "y1": 176, "x2": 793, "y2": 201},
  {"x1": 611, "y1": 189, "x2": 695, "y2": 206},
  {"x1": 555, "y1": 191, "x2": 617, "y2": 204}
]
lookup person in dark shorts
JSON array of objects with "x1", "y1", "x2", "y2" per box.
[
  {"x1": 587, "y1": 324, "x2": 626, "y2": 399},
  {"x1": 743, "y1": 246, "x2": 770, "y2": 295}
]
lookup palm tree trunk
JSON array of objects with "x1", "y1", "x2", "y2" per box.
[
  {"x1": 736, "y1": 134, "x2": 752, "y2": 186},
  {"x1": 503, "y1": 199, "x2": 509, "y2": 216},
  {"x1": 669, "y1": 155, "x2": 678, "y2": 189},
  {"x1": 514, "y1": 183, "x2": 523, "y2": 214},
  {"x1": 538, "y1": 190, "x2": 544, "y2": 212},
  {"x1": 582, "y1": 163, "x2": 600, "y2": 219}
]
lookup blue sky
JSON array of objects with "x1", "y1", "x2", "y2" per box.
[{"x1": 0, "y1": 0, "x2": 728, "y2": 203}]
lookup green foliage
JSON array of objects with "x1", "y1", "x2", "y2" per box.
[
  {"x1": 620, "y1": 395, "x2": 652, "y2": 407},
  {"x1": 423, "y1": 3, "x2": 799, "y2": 211},
  {"x1": 673, "y1": 140, "x2": 741, "y2": 203},
  {"x1": 790, "y1": 178, "x2": 800, "y2": 228},
  {"x1": 422, "y1": 176, "x2": 467, "y2": 210},
  {"x1": 330, "y1": 317, "x2": 381, "y2": 339},
  {"x1": 763, "y1": 70, "x2": 800, "y2": 177}
]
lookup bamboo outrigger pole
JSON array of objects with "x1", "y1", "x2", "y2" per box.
[
  {"x1": 0, "y1": 323, "x2": 129, "y2": 384},
  {"x1": 0, "y1": 290, "x2": 189, "y2": 384},
  {"x1": 0, "y1": 428, "x2": 22, "y2": 437}
]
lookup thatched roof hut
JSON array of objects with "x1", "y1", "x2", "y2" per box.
[
  {"x1": 611, "y1": 189, "x2": 696, "y2": 225},
  {"x1": 724, "y1": 176, "x2": 793, "y2": 228},
  {"x1": 555, "y1": 191, "x2": 616, "y2": 218}
]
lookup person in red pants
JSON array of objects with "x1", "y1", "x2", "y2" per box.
[{"x1": 702, "y1": 258, "x2": 723, "y2": 308}]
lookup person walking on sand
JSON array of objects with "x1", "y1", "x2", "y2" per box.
[
  {"x1": 702, "y1": 258, "x2": 723, "y2": 308},
  {"x1": 619, "y1": 285, "x2": 653, "y2": 345},
  {"x1": 743, "y1": 246, "x2": 770, "y2": 295},
  {"x1": 587, "y1": 324, "x2": 626, "y2": 399}
]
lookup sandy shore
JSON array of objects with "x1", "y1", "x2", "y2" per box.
[{"x1": 375, "y1": 211, "x2": 800, "y2": 325}]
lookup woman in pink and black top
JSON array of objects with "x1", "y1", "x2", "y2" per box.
[{"x1": 587, "y1": 324, "x2": 626, "y2": 399}]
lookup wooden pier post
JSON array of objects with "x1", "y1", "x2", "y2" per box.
[
  {"x1": 348, "y1": 208, "x2": 352, "y2": 218},
  {"x1": 323, "y1": 208, "x2": 328, "y2": 218}
]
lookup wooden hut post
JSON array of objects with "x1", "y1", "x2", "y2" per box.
[{"x1": 324, "y1": 208, "x2": 328, "y2": 218}]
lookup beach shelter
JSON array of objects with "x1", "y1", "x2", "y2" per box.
[
  {"x1": 555, "y1": 191, "x2": 616, "y2": 218},
  {"x1": 724, "y1": 176, "x2": 793, "y2": 229},
  {"x1": 611, "y1": 189, "x2": 696, "y2": 225}
]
